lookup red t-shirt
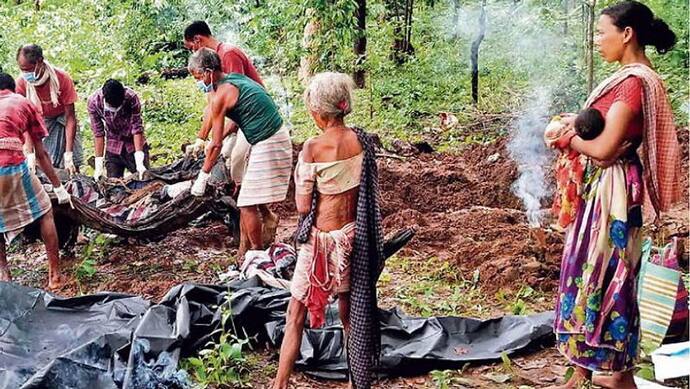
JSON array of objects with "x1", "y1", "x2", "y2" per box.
[
  {"x1": 216, "y1": 42, "x2": 264, "y2": 87},
  {"x1": 590, "y1": 76, "x2": 644, "y2": 143},
  {"x1": 0, "y1": 90, "x2": 49, "y2": 166},
  {"x1": 15, "y1": 67, "x2": 79, "y2": 118}
]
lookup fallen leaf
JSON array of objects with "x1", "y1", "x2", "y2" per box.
[{"x1": 483, "y1": 372, "x2": 511, "y2": 384}]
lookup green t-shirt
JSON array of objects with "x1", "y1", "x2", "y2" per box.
[{"x1": 218, "y1": 73, "x2": 283, "y2": 145}]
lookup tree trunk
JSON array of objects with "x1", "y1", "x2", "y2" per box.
[
  {"x1": 452, "y1": 0, "x2": 460, "y2": 38},
  {"x1": 585, "y1": 0, "x2": 596, "y2": 93},
  {"x1": 298, "y1": 10, "x2": 319, "y2": 85},
  {"x1": 353, "y1": 0, "x2": 367, "y2": 88},
  {"x1": 404, "y1": 0, "x2": 413, "y2": 53},
  {"x1": 389, "y1": 0, "x2": 415, "y2": 64},
  {"x1": 471, "y1": 0, "x2": 487, "y2": 105},
  {"x1": 562, "y1": 0, "x2": 568, "y2": 35}
]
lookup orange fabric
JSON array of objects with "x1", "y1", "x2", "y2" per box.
[
  {"x1": 0, "y1": 90, "x2": 49, "y2": 166},
  {"x1": 216, "y1": 42, "x2": 264, "y2": 87},
  {"x1": 16, "y1": 68, "x2": 78, "y2": 118},
  {"x1": 583, "y1": 64, "x2": 680, "y2": 215},
  {"x1": 552, "y1": 149, "x2": 587, "y2": 229}
]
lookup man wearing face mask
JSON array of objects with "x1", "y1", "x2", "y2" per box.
[
  {"x1": 183, "y1": 21, "x2": 280, "y2": 253},
  {"x1": 15, "y1": 44, "x2": 83, "y2": 175},
  {"x1": 182, "y1": 20, "x2": 263, "y2": 172},
  {"x1": 87, "y1": 79, "x2": 148, "y2": 180},
  {"x1": 187, "y1": 49, "x2": 291, "y2": 261}
]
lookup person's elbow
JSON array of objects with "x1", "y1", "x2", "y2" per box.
[
  {"x1": 592, "y1": 143, "x2": 621, "y2": 161},
  {"x1": 208, "y1": 140, "x2": 222, "y2": 153}
]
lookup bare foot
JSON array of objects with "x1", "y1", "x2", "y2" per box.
[
  {"x1": 47, "y1": 274, "x2": 64, "y2": 291},
  {"x1": 262, "y1": 212, "x2": 279, "y2": 249},
  {"x1": 545, "y1": 368, "x2": 592, "y2": 389},
  {"x1": 0, "y1": 266, "x2": 12, "y2": 283},
  {"x1": 593, "y1": 372, "x2": 637, "y2": 389}
]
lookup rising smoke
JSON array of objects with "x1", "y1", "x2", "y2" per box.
[{"x1": 448, "y1": 2, "x2": 580, "y2": 226}]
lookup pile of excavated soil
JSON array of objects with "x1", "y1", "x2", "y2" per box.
[{"x1": 378, "y1": 137, "x2": 563, "y2": 292}]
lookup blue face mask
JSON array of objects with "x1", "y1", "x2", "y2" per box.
[
  {"x1": 22, "y1": 71, "x2": 38, "y2": 83},
  {"x1": 196, "y1": 80, "x2": 213, "y2": 94}
]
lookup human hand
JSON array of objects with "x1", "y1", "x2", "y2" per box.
[
  {"x1": 63, "y1": 152, "x2": 76, "y2": 175},
  {"x1": 94, "y1": 156, "x2": 105, "y2": 180},
  {"x1": 554, "y1": 129, "x2": 577, "y2": 150},
  {"x1": 134, "y1": 151, "x2": 147, "y2": 180},
  {"x1": 185, "y1": 138, "x2": 206, "y2": 157},
  {"x1": 53, "y1": 185, "x2": 73, "y2": 208},
  {"x1": 26, "y1": 153, "x2": 36, "y2": 174},
  {"x1": 191, "y1": 171, "x2": 210, "y2": 196}
]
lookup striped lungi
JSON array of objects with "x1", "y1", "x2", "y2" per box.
[
  {"x1": 0, "y1": 161, "x2": 52, "y2": 233},
  {"x1": 236, "y1": 127, "x2": 292, "y2": 207},
  {"x1": 43, "y1": 114, "x2": 84, "y2": 169}
]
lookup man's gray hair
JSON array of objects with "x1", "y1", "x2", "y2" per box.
[
  {"x1": 188, "y1": 48, "x2": 221, "y2": 73},
  {"x1": 303, "y1": 72, "x2": 355, "y2": 119},
  {"x1": 17, "y1": 44, "x2": 44, "y2": 64}
]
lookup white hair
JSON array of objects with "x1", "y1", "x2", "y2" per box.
[
  {"x1": 188, "y1": 48, "x2": 221, "y2": 73},
  {"x1": 303, "y1": 72, "x2": 355, "y2": 119}
]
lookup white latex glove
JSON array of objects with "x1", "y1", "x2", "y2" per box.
[
  {"x1": 185, "y1": 138, "x2": 206, "y2": 157},
  {"x1": 63, "y1": 151, "x2": 76, "y2": 175},
  {"x1": 134, "y1": 151, "x2": 147, "y2": 180},
  {"x1": 53, "y1": 185, "x2": 73, "y2": 208},
  {"x1": 94, "y1": 156, "x2": 105, "y2": 180},
  {"x1": 26, "y1": 153, "x2": 36, "y2": 174},
  {"x1": 191, "y1": 171, "x2": 210, "y2": 196}
]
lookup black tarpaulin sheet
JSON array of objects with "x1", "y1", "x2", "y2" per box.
[
  {"x1": 31, "y1": 156, "x2": 238, "y2": 241},
  {"x1": 0, "y1": 279, "x2": 555, "y2": 388}
]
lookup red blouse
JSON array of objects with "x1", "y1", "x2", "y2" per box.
[{"x1": 590, "y1": 76, "x2": 644, "y2": 143}]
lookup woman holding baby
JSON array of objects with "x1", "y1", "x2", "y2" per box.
[{"x1": 548, "y1": 1, "x2": 681, "y2": 388}]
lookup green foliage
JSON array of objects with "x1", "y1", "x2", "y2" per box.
[
  {"x1": 0, "y1": 0, "x2": 687, "y2": 164},
  {"x1": 431, "y1": 369, "x2": 459, "y2": 389},
  {"x1": 74, "y1": 232, "x2": 112, "y2": 292},
  {"x1": 181, "y1": 294, "x2": 251, "y2": 388},
  {"x1": 75, "y1": 258, "x2": 97, "y2": 281}
]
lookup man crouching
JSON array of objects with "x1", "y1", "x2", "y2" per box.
[{"x1": 0, "y1": 72, "x2": 71, "y2": 289}]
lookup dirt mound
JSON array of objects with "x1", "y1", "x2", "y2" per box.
[
  {"x1": 379, "y1": 137, "x2": 561, "y2": 292},
  {"x1": 383, "y1": 206, "x2": 562, "y2": 292},
  {"x1": 379, "y1": 138, "x2": 522, "y2": 216}
]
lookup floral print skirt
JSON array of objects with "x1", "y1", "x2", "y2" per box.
[{"x1": 554, "y1": 159, "x2": 644, "y2": 372}]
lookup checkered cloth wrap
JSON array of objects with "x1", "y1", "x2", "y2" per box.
[
  {"x1": 295, "y1": 127, "x2": 383, "y2": 388},
  {"x1": 43, "y1": 115, "x2": 84, "y2": 169},
  {"x1": 583, "y1": 63, "x2": 680, "y2": 215}
]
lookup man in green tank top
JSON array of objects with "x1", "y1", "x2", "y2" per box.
[{"x1": 188, "y1": 48, "x2": 293, "y2": 261}]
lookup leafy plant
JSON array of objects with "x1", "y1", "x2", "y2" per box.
[
  {"x1": 73, "y1": 233, "x2": 113, "y2": 293},
  {"x1": 431, "y1": 369, "x2": 457, "y2": 389},
  {"x1": 182, "y1": 294, "x2": 252, "y2": 388}
]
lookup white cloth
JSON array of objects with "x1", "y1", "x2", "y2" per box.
[
  {"x1": 236, "y1": 127, "x2": 292, "y2": 207},
  {"x1": 229, "y1": 130, "x2": 251, "y2": 184}
]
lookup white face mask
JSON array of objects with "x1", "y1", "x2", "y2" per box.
[{"x1": 103, "y1": 99, "x2": 121, "y2": 113}]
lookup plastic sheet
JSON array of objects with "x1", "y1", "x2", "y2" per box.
[{"x1": 1, "y1": 274, "x2": 554, "y2": 388}]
